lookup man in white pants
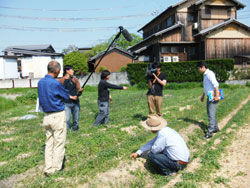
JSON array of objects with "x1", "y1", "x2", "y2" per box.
[{"x1": 38, "y1": 61, "x2": 77, "y2": 176}]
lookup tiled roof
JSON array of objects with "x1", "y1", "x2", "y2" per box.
[
  {"x1": 88, "y1": 46, "x2": 133, "y2": 62},
  {"x1": 129, "y1": 22, "x2": 183, "y2": 51},
  {"x1": 5, "y1": 44, "x2": 55, "y2": 52},
  {"x1": 191, "y1": 0, "x2": 245, "y2": 9},
  {"x1": 5, "y1": 48, "x2": 62, "y2": 56},
  {"x1": 195, "y1": 18, "x2": 250, "y2": 36},
  {"x1": 3, "y1": 44, "x2": 62, "y2": 56},
  {"x1": 138, "y1": 0, "x2": 188, "y2": 32}
]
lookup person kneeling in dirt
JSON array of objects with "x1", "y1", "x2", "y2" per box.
[{"x1": 130, "y1": 115, "x2": 190, "y2": 176}]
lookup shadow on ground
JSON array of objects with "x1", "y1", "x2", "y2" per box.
[
  {"x1": 133, "y1": 113, "x2": 147, "y2": 121},
  {"x1": 178, "y1": 118, "x2": 207, "y2": 133}
]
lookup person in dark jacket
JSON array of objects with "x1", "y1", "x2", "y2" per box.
[
  {"x1": 94, "y1": 70, "x2": 128, "y2": 126},
  {"x1": 58, "y1": 65, "x2": 83, "y2": 131}
]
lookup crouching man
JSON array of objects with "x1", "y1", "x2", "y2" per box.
[{"x1": 130, "y1": 115, "x2": 190, "y2": 176}]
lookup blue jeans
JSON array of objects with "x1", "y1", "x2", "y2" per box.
[
  {"x1": 94, "y1": 101, "x2": 109, "y2": 126},
  {"x1": 207, "y1": 99, "x2": 219, "y2": 134},
  {"x1": 65, "y1": 102, "x2": 80, "y2": 131},
  {"x1": 148, "y1": 152, "x2": 186, "y2": 175}
]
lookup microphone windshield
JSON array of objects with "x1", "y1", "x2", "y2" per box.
[{"x1": 121, "y1": 29, "x2": 133, "y2": 42}]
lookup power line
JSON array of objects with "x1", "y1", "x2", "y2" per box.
[
  {"x1": 0, "y1": 5, "x2": 136, "y2": 12},
  {"x1": 0, "y1": 24, "x2": 141, "y2": 32},
  {"x1": 0, "y1": 13, "x2": 152, "y2": 22}
]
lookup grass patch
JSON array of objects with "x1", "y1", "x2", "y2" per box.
[
  {"x1": 0, "y1": 96, "x2": 17, "y2": 111},
  {"x1": 0, "y1": 86, "x2": 249, "y2": 187}
]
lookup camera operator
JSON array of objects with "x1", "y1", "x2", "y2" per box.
[{"x1": 147, "y1": 64, "x2": 167, "y2": 116}]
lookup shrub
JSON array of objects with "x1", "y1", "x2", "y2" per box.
[
  {"x1": 127, "y1": 59, "x2": 234, "y2": 85},
  {"x1": 0, "y1": 96, "x2": 17, "y2": 111},
  {"x1": 231, "y1": 68, "x2": 250, "y2": 80},
  {"x1": 246, "y1": 81, "x2": 250, "y2": 88},
  {"x1": 136, "y1": 82, "x2": 148, "y2": 89},
  {"x1": 16, "y1": 90, "x2": 37, "y2": 104},
  {"x1": 97, "y1": 66, "x2": 110, "y2": 73},
  {"x1": 120, "y1": 66, "x2": 127, "y2": 72},
  {"x1": 63, "y1": 51, "x2": 88, "y2": 75}
]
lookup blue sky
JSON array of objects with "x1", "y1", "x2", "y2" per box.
[{"x1": 0, "y1": 0, "x2": 249, "y2": 53}]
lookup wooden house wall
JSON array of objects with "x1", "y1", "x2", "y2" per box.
[
  {"x1": 142, "y1": 9, "x2": 176, "y2": 39},
  {"x1": 201, "y1": 19, "x2": 225, "y2": 30},
  {"x1": 206, "y1": 38, "x2": 250, "y2": 59},
  {"x1": 159, "y1": 29, "x2": 182, "y2": 42},
  {"x1": 177, "y1": 12, "x2": 195, "y2": 41}
]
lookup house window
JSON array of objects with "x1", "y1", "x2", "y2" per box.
[
  {"x1": 157, "y1": 24, "x2": 161, "y2": 31},
  {"x1": 161, "y1": 46, "x2": 170, "y2": 53},
  {"x1": 205, "y1": 7, "x2": 211, "y2": 15},
  {"x1": 167, "y1": 15, "x2": 174, "y2": 27},
  {"x1": 189, "y1": 47, "x2": 196, "y2": 56},
  {"x1": 170, "y1": 46, "x2": 179, "y2": 53},
  {"x1": 188, "y1": 14, "x2": 194, "y2": 22}
]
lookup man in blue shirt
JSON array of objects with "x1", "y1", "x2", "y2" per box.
[
  {"x1": 130, "y1": 115, "x2": 190, "y2": 176},
  {"x1": 38, "y1": 61, "x2": 77, "y2": 176}
]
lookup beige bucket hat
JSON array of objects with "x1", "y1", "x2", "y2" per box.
[{"x1": 140, "y1": 115, "x2": 167, "y2": 131}]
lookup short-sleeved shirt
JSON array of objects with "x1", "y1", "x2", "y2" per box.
[{"x1": 147, "y1": 72, "x2": 167, "y2": 96}]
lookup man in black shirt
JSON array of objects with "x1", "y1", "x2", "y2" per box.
[
  {"x1": 147, "y1": 64, "x2": 167, "y2": 116},
  {"x1": 94, "y1": 70, "x2": 128, "y2": 126},
  {"x1": 59, "y1": 65, "x2": 83, "y2": 131}
]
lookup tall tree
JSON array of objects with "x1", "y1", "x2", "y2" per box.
[
  {"x1": 63, "y1": 51, "x2": 88, "y2": 75},
  {"x1": 62, "y1": 45, "x2": 79, "y2": 55},
  {"x1": 107, "y1": 33, "x2": 142, "y2": 50}
]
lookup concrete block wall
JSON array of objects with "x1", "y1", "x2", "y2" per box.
[
  {"x1": 0, "y1": 72, "x2": 130, "y2": 89},
  {"x1": 0, "y1": 80, "x2": 13, "y2": 89},
  {"x1": 78, "y1": 72, "x2": 130, "y2": 86}
]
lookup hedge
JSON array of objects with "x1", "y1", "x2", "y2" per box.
[{"x1": 127, "y1": 59, "x2": 234, "y2": 85}]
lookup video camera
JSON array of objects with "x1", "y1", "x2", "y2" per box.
[{"x1": 146, "y1": 62, "x2": 159, "y2": 80}]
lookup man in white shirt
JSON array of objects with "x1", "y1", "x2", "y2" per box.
[
  {"x1": 130, "y1": 115, "x2": 190, "y2": 176},
  {"x1": 197, "y1": 61, "x2": 220, "y2": 139}
]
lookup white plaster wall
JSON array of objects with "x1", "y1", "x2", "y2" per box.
[
  {"x1": 4, "y1": 58, "x2": 18, "y2": 79},
  {"x1": 0, "y1": 58, "x2": 5, "y2": 79},
  {"x1": 208, "y1": 25, "x2": 250, "y2": 38},
  {"x1": 21, "y1": 56, "x2": 63, "y2": 78}
]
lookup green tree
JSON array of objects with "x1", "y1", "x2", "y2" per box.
[
  {"x1": 63, "y1": 52, "x2": 88, "y2": 75},
  {"x1": 107, "y1": 33, "x2": 142, "y2": 50},
  {"x1": 85, "y1": 42, "x2": 108, "y2": 59},
  {"x1": 86, "y1": 33, "x2": 142, "y2": 58},
  {"x1": 62, "y1": 45, "x2": 79, "y2": 55}
]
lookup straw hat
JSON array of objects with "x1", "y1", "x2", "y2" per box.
[{"x1": 140, "y1": 115, "x2": 167, "y2": 131}]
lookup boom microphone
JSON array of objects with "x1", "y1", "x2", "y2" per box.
[
  {"x1": 78, "y1": 26, "x2": 133, "y2": 94},
  {"x1": 119, "y1": 26, "x2": 133, "y2": 42}
]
